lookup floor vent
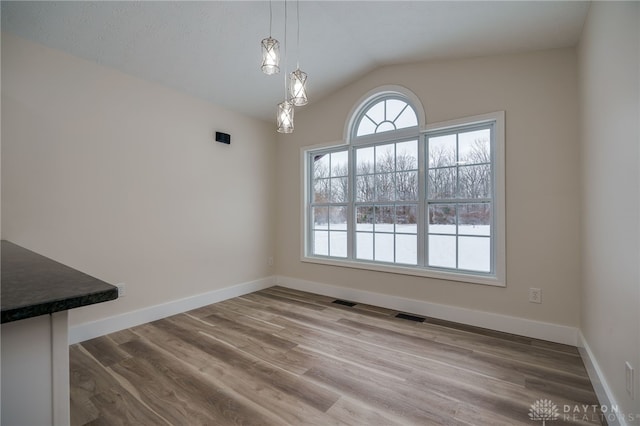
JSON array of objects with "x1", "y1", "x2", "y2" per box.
[
  {"x1": 332, "y1": 299, "x2": 357, "y2": 307},
  {"x1": 395, "y1": 313, "x2": 426, "y2": 322}
]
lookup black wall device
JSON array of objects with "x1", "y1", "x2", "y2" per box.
[{"x1": 215, "y1": 131, "x2": 231, "y2": 145}]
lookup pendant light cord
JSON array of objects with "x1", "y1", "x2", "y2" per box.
[
  {"x1": 283, "y1": 0, "x2": 288, "y2": 98},
  {"x1": 268, "y1": 0, "x2": 273, "y2": 37},
  {"x1": 296, "y1": 0, "x2": 300, "y2": 69}
]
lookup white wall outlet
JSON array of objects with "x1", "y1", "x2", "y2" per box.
[
  {"x1": 116, "y1": 283, "x2": 126, "y2": 298},
  {"x1": 528, "y1": 287, "x2": 542, "y2": 303},
  {"x1": 626, "y1": 362, "x2": 634, "y2": 398},
  {"x1": 268, "y1": 257, "x2": 274, "y2": 266}
]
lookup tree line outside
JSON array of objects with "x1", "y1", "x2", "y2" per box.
[{"x1": 312, "y1": 137, "x2": 491, "y2": 230}]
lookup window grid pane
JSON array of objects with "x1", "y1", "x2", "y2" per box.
[
  {"x1": 310, "y1": 147, "x2": 349, "y2": 258},
  {"x1": 426, "y1": 124, "x2": 493, "y2": 274},
  {"x1": 355, "y1": 98, "x2": 418, "y2": 137},
  {"x1": 354, "y1": 202, "x2": 418, "y2": 265},
  {"x1": 352, "y1": 138, "x2": 420, "y2": 265},
  {"x1": 356, "y1": 232, "x2": 374, "y2": 260}
]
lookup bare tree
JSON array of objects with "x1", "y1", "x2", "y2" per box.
[
  {"x1": 355, "y1": 149, "x2": 418, "y2": 203},
  {"x1": 330, "y1": 164, "x2": 349, "y2": 203},
  {"x1": 428, "y1": 138, "x2": 490, "y2": 200},
  {"x1": 458, "y1": 139, "x2": 491, "y2": 199},
  {"x1": 314, "y1": 155, "x2": 349, "y2": 203},
  {"x1": 428, "y1": 144, "x2": 456, "y2": 199},
  {"x1": 396, "y1": 151, "x2": 418, "y2": 201},
  {"x1": 313, "y1": 155, "x2": 330, "y2": 203}
]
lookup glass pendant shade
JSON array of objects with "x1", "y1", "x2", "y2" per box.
[
  {"x1": 261, "y1": 37, "x2": 280, "y2": 75},
  {"x1": 277, "y1": 100, "x2": 294, "y2": 133},
  {"x1": 289, "y1": 68, "x2": 308, "y2": 106}
]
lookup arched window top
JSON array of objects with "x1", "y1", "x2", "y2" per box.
[
  {"x1": 355, "y1": 97, "x2": 418, "y2": 137},
  {"x1": 346, "y1": 86, "x2": 424, "y2": 142}
]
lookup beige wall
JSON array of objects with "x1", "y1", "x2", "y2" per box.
[
  {"x1": 1, "y1": 34, "x2": 277, "y2": 327},
  {"x1": 578, "y1": 2, "x2": 640, "y2": 419},
  {"x1": 276, "y1": 48, "x2": 581, "y2": 327}
]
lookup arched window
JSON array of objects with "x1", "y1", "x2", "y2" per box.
[
  {"x1": 354, "y1": 96, "x2": 418, "y2": 137},
  {"x1": 304, "y1": 87, "x2": 505, "y2": 287}
]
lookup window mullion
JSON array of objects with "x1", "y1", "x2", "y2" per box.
[
  {"x1": 347, "y1": 147, "x2": 355, "y2": 260},
  {"x1": 307, "y1": 152, "x2": 314, "y2": 257},
  {"x1": 418, "y1": 133, "x2": 427, "y2": 267},
  {"x1": 455, "y1": 132, "x2": 460, "y2": 270}
]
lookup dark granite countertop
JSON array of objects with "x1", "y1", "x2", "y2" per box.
[{"x1": 1, "y1": 240, "x2": 118, "y2": 324}]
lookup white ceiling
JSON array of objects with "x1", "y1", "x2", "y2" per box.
[{"x1": 1, "y1": 1, "x2": 590, "y2": 122}]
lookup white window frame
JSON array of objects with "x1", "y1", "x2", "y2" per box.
[{"x1": 301, "y1": 95, "x2": 505, "y2": 286}]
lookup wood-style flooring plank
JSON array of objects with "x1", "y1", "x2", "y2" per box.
[
  {"x1": 79, "y1": 335, "x2": 130, "y2": 367},
  {"x1": 70, "y1": 345, "x2": 167, "y2": 426},
  {"x1": 146, "y1": 316, "x2": 341, "y2": 424},
  {"x1": 324, "y1": 395, "x2": 407, "y2": 426},
  {"x1": 114, "y1": 339, "x2": 272, "y2": 426},
  {"x1": 71, "y1": 287, "x2": 603, "y2": 426}
]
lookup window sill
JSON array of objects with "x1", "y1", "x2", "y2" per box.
[{"x1": 300, "y1": 256, "x2": 505, "y2": 287}]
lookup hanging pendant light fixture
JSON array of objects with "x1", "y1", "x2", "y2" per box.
[
  {"x1": 261, "y1": 0, "x2": 279, "y2": 75},
  {"x1": 277, "y1": 0, "x2": 294, "y2": 133},
  {"x1": 259, "y1": 0, "x2": 304, "y2": 132},
  {"x1": 289, "y1": 0, "x2": 308, "y2": 106},
  {"x1": 261, "y1": 38, "x2": 279, "y2": 75},
  {"x1": 277, "y1": 100, "x2": 294, "y2": 133},
  {"x1": 289, "y1": 69, "x2": 308, "y2": 107}
]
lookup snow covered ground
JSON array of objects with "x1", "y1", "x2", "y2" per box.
[{"x1": 313, "y1": 224, "x2": 490, "y2": 272}]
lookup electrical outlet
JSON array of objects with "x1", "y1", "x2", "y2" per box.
[
  {"x1": 268, "y1": 257, "x2": 274, "y2": 266},
  {"x1": 116, "y1": 283, "x2": 126, "y2": 298},
  {"x1": 528, "y1": 287, "x2": 542, "y2": 303},
  {"x1": 626, "y1": 362, "x2": 634, "y2": 398}
]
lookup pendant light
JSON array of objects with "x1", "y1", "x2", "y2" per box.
[
  {"x1": 261, "y1": 0, "x2": 279, "y2": 75},
  {"x1": 277, "y1": 0, "x2": 294, "y2": 133},
  {"x1": 277, "y1": 100, "x2": 294, "y2": 133},
  {"x1": 289, "y1": 0, "x2": 308, "y2": 106},
  {"x1": 290, "y1": 69, "x2": 308, "y2": 107}
]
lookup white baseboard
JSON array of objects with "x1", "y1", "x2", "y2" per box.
[
  {"x1": 577, "y1": 331, "x2": 627, "y2": 426},
  {"x1": 69, "y1": 276, "x2": 276, "y2": 344},
  {"x1": 71, "y1": 274, "x2": 578, "y2": 346},
  {"x1": 276, "y1": 275, "x2": 578, "y2": 346}
]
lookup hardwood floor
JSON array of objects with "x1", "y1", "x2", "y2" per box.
[{"x1": 70, "y1": 287, "x2": 604, "y2": 425}]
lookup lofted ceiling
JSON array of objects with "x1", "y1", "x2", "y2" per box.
[{"x1": 1, "y1": 1, "x2": 590, "y2": 122}]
